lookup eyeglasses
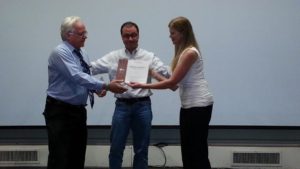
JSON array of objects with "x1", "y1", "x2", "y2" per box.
[
  {"x1": 69, "y1": 31, "x2": 88, "y2": 38},
  {"x1": 122, "y1": 33, "x2": 138, "y2": 39}
]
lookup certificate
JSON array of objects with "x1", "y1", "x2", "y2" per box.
[
  {"x1": 125, "y1": 60, "x2": 150, "y2": 83},
  {"x1": 116, "y1": 59, "x2": 150, "y2": 83}
]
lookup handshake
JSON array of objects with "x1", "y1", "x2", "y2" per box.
[{"x1": 96, "y1": 80, "x2": 129, "y2": 97}]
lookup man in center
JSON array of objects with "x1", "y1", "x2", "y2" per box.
[{"x1": 91, "y1": 21, "x2": 170, "y2": 169}]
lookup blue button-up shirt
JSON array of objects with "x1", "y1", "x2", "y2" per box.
[{"x1": 47, "y1": 41, "x2": 104, "y2": 105}]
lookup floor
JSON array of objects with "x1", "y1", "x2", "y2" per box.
[
  {"x1": 0, "y1": 168, "x2": 185, "y2": 169},
  {"x1": 0, "y1": 167, "x2": 231, "y2": 169},
  {"x1": 0, "y1": 167, "x2": 184, "y2": 169}
]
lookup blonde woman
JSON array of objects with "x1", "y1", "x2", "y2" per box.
[{"x1": 130, "y1": 16, "x2": 213, "y2": 169}]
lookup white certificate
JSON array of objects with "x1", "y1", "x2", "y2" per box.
[{"x1": 125, "y1": 60, "x2": 150, "y2": 83}]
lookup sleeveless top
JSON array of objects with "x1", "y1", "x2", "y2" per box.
[{"x1": 178, "y1": 47, "x2": 213, "y2": 108}]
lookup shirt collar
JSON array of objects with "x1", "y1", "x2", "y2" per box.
[
  {"x1": 125, "y1": 47, "x2": 139, "y2": 55},
  {"x1": 63, "y1": 41, "x2": 80, "y2": 53}
]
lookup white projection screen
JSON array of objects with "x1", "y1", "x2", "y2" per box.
[{"x1": 0, "y1": 0, "x2": 299, "y2": 126}]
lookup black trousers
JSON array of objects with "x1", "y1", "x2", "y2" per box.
[
  {"x1": 180, "y1": 105, "x2": 213, "y2": 169},
  {"x1": 43, "y1": 97, "x2": 87, "y2": 169}
]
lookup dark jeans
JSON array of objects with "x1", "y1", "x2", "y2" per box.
[
  {"x1": 180, "y1": 105, "x2": 213, "y2": 169},
  {"x1": 43, "y1": 97, "x2": 87, "y2": 169}
]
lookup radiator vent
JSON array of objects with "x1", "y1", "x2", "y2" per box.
[
  {"x1": 232, "y1": 151, "x2": 281, "y2": 167},
  {"x1": 0, "y1": 150, "x2": 39, "y2": 163}
]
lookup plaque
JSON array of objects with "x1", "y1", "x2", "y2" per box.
[{"x1": 115, "y1": 58, "x2": 128, "y2": 81}]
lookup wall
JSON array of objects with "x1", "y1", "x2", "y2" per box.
[
  {"x1": 0, "y1": 0, "x2": 300, "y2": 126},
  {"x1": 0, "y1": 126, "x2": 300, "y2": 168},
  {"x1": 0, "y1": 145, "x2": 300, "y2": 168}
]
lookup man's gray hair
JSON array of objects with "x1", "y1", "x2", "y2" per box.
[{"x1": 60, "y1": 16, "x2": 81, "y2": 41}]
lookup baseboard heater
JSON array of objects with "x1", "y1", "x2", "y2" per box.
[
  {"x1": 0, "y1": 150, "x2": 39, "y2": 164},
  {"x1": 232, "y1": 151, "x2": 281, "y2": 168}
]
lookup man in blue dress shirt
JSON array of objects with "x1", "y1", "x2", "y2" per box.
[{"x1": 43, "y1": 16, "x2": 127, "y2": 169}]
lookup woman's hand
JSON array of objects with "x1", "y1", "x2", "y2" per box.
[{"x1": 129, "y1": 82, "x2": 145, "y2": 89}]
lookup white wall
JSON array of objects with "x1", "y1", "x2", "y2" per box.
[
  {"x1": 0, "y1": 0, "x2": 300, "y2": 126},
  {"x1": 0, "y1": 145, "x2": 300, "y2": 169}
]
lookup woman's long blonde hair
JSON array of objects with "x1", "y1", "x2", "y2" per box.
[{"x1": 169, "y1": 16, "x2": 200, "y2": 71}]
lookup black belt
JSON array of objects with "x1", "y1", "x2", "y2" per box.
[
  {"x1": 117, "y1": 96, "x2": 150, "y2": 104},
  {"x1": 46, "y1": 96, "x2": 86, "y2": 108}
]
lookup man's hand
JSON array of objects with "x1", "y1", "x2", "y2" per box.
[
  {"x1": 150, "y1": 69, "x2": 166, "y2": 81},
  {"x1": 108, "y1": 80, "x2": 128, "y2": 93},
  {"x1": 96, "y1": 90, "x2": 107, "y2": 97},
  {"x1": 169, "y1": 85, "x2": 178, "y2": 91}
]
